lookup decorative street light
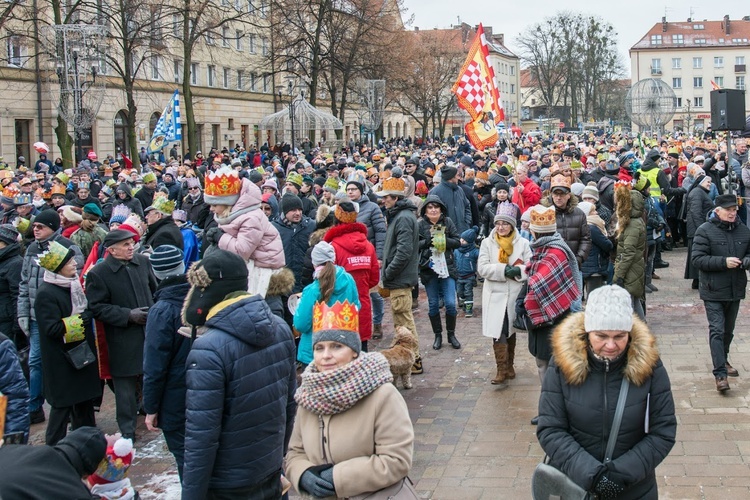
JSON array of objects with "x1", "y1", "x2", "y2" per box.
[{"x1": 279, "y1": 79, "x2": 303, "y2": 154}]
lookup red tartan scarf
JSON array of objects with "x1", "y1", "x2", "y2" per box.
[{"x1": 525, "y1": 242, "x2": 578, "y2": 326}]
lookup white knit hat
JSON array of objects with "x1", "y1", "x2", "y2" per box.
[{"x1": 584, "y1": 285, "x2": 633, "y2": 332}]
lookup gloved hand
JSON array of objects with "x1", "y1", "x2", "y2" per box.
[
  {"x1": 128, "y1": 307, "x2": 150, "y2": 325},
  {"x1": 743, "y1": 257, "x2": 750, "y2": 270},
  {"x1": 204, "y1": 227, "x2": 225, "y2": 246},
  {"x1": 299, "y1": 466, "x2": 335, "y2": 498},
  {"x1": 593, "y1": 469, "x2": 626, "y2": 499},
  {"x1": 615, "y1": 278, "x2": 624, "y2": 288},
  {"x1": 504, "y1": 266, "x2": 522, "y2": 279},
  {"x1": 18, "y1": 317, "x2": 29, "y2": 337}
]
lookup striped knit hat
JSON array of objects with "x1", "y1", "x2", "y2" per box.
[{"x1": 149, "y1": 245, "x2": 185, "y2": 280}]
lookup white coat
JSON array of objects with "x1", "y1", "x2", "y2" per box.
[{"x1": 477, "y1": 228, "x2": 532, "y2": 339}]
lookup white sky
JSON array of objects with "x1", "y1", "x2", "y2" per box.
[{"x1": 400, "y1": 1, "x2": 750, "y2": 76}]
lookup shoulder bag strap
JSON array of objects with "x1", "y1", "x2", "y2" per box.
[{"x1": 604, "y1": 377, "x2": 630, "y2": 463}]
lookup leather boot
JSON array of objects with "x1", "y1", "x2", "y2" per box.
[
  {"x1": 491, "y1": 342, "x2": 508, "y2": 384},
  {"x1": 372, "y1": 323, "x2": 383, "y2": 340},
  {"x1": 446, "y1": 314, "x2": 461, "y2": 349},
  {"x1": 506, "y1": 334, "x2": 517, "y2": 380},
  {"x1": 429, "y1": 314, "x2": 442, "y2": 350}
]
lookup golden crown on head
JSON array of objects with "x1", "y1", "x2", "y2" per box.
[
  {"x1": 379, "y1": 176, "x2": 405, "y2": 193},
  {"x1": 2, "y1": 185, "x2": 20, "y2": 199},
  {"x1": 37, "y1": 240, "x2": 71, "y2": 272},
  {"x1": 529, "y1": 206, "x2": 557, "y2": 228},
  {"x1": 205, "y1": 166, "x2": 241, "y2": 198},
  {"x1": 312, "y1": 300, "x2": 359, "y2": 333}
]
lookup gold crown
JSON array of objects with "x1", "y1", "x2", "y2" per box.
[
  {"x1": 149, "y1": 193, "x2": 176, "y2": 215},
  {"x1": 529, "y1": 205, "x2": 557, "y2": 228},
  {"x1": 2, "y1": 185, "x2": 20, "y2": 199},
  {"x1": 50, "y1": 184, "x2": 66, "y2": 196},
  {"x1": 312, "y1": 300, "x2": 359, "y2": 333},
  {"x1": 379, "y1": 176, "x2": 405, "y2": 193},
  {"x1": 205, "y1": 166, "x2": 242, "y2": 198},
  {"x1": 38, "y1": 240, "x2": 72, "y2": 273},
  {"x1": 550, "y1": 174, "x2": 571, "y2": 190}
]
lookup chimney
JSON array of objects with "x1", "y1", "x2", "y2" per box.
[
  {"x1": 724, "y1": 15, "x2": 731, "y2": 35},
  {"x1": 498, "y1": 33, "x2": 504, "y2": 45},
  {"x1": 414, "y1": 26, "x2": 419, "y2": 32},
  {"x1": 662, "y1": 16, "x2": 667, "y2": 32},
  {"x1": 484, "y1": 26, "x2": 493, "y2": 38}
]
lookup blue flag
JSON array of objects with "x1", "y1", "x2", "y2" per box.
[{"x1": 148, "y1": 90, "x2": 182, "y2": 153}]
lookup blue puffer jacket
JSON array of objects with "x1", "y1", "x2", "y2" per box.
[
  {"x1": 581, "y1": 224, "x2": 613, "y2": 278},
  {"x1": 273, "y1": 216, "x2": 316, "y2": 293},
  {"x1": 0, "y1": 333, "x2": 29, "y2": 440},
  {"x1": 454, "y1": 244, "x2": 480, "y2": 278},
  {"x1": 182, "y1": 294, "x2": 297, "y2": 500},
  {"x1": 142, "y1": 276, "x2": 191, "y2": 432}
]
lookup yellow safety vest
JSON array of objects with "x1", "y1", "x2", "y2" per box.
[{"x1": 639, "y1": 167, "x2": 661, "y2": 197}]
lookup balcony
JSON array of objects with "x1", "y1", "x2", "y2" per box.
[
  {"x1": 736, "y1": 64, "x2": 746, "y2": 73},
  {"x1": 651, "y1": 67, "x2": 662, "y2": 75}
]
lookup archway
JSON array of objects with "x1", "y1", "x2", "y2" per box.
[
  {"x1": 395, "y1": 122, "x2": 401, "y2": 138},
  {"x1": 114, "y1": 110, "x2": 130, "y2": 157},
  {"x1": 149, "y1": 112, "x2": 161, "y2": 135},
  {"x1": 387, "y1": 122, "x2": 392, "y2": 139}
]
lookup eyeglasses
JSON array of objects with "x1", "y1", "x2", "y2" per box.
[{"x1": 188, "y1": 187, "x2": 200, "y2": 191}]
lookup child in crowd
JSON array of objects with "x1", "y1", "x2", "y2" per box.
[{"x1": 454, "y1": 226, "x2": 480, "y2": 317}]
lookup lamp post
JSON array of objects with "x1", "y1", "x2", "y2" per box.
[{"x1": 279, "y1": 79, "x2": 297, "y2": 154}]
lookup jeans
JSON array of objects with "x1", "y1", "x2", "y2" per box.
[
  {"x1": 28, "y1": 320, "x2": 43, "y2": 412},
  {"x1": 370, "y1": 291, "x2": 384, "y2": 325},
  {"x1": 704, "y1": 300, "x2": 740, "y2": 378},
  {"x1": 425, "y1": 277, "x2": 457, "y2": 317},
  {"x1": 456, "y1": 277, "x2": 474, "y2": 303}
]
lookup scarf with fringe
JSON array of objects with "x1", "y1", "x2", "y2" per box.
[{"x1": 44, "y1": 271, "x2": 88, "y2": 315}]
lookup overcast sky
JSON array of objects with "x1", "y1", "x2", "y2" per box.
[{"x1": 400, "y1": 1, "x2": 749, "y2": 76}]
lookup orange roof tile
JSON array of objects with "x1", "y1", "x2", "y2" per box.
[{"x1": 631, "y1": 17, "x2": 750, "y2": 51}]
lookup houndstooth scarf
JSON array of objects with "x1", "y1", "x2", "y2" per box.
[{"x1": 295, "y1": 352, "x2": 393, "y2": 415}]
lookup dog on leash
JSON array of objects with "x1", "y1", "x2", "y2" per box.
[{"x1": 379, "y1": 326, "x2": 418, "y2": 389}]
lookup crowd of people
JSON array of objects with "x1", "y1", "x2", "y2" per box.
[{"x1": 0, "y1": 127, "x2": 748, "y2": 498}]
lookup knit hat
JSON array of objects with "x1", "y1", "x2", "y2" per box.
[
  {"x1": 529, "y1": 205, "x2": 557, "y2": 233},
  {"x1": 311, "y1": 240, "x2": 336, "y2": 266},
  {"x1": 581, "y1": 184, "x2": 599, "y2": 201},
  {"x1": 441, "y1": 165, "x2": 458, "y2": 181},
  {"x1": 334, "y1": 200, "x2": 359, "y2": 224},
  {"x1": 577, "y1": 201, "x2": 595, "y2": 216},
  {"x1": 109, "y1": 205, "x2": 132, "y2": 226},
  {"x1": 312, "y1": 300, "x2": 361, "y2": 356},
  {"x1": 261, "y1": 179, "x2": 278, "y2": 192},
  {"x1": 184, "y1": 249, "x2": 249, "y2": 327},
  {"x1": 571, "y1": 182, "x2": 585, "y2": 197},
  {"x1": 280, "y1": 193, "x2": 303, "y2": 215},
  {"x1": 248, "y1": 169, "x2": 263, "y2": 184},
  {"x1": 60, "y1": 206, "x2": 83, "y2": 224},
  {"x1": 494, "y1": 181, "x2": 510, "y2": 194},
  {"x1": 87, "y1": 434, "x2": 134, "y2": 486},
  {"x1": 55, "y1": 427, "x2": 108, "y2": 477},
  {"x1": 149, "y1": 245, "x2": 186, "y2": 280},
  {"x1": 34, "y1": 210, "x2": 61, "y2": 231},
  {"x1": 584, "y1": 285, "x2": 633, "y2": 333},
  {"x1": 83, "y1": 203, "x2": 103, "y2": 219},
  {"x1": 493, "y1": 201, "x2": 518, "y2": 228},
  {"x1": 460, "y1": 226, "x2": 478, "y2": 245},
  {"x1": 0, "y1": 224, "x2": 19, "y2": 245}
]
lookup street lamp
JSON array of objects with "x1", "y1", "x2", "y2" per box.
[{"x1": 279, "y1": 79, "x2": 298, "y2": 154}]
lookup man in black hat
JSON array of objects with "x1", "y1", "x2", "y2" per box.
[
  {"x1": 691, "y1": 194, "x2": 750, "y2": 392},
  {"x1": 428, "y1": 163, "x2": 471, "y2": 233},
  {"x1": 85, "y1": 229, "x2": 157, "y2": 440},
  {"x1": 273, "y1": 194, "x2": 315, "y2": 296}
]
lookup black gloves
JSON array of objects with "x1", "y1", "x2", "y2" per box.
[
  {"x1": 300, "y1": 465, "x2": 335, "y2": 498},
  {"x1": 504, "y1": 265, "x2": 522, "y2": 279},
  {"x1": 743, "y1": 257, "x2": 750, "y2": 270},
  {"x1": 615, "y1": 278, "x2": 624, "y2": 288},
  {"x1": 204, "y1": 227, "x2": 225, "y2": 246},
  {"x1": 128, "y1": 307, "x2": 150, "y2": 325},
  {"x1": 593, "y1": 467, "x2": 627, "y2": 499}
]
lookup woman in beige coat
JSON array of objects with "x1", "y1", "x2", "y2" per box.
[
  {"x1": 477, "y1": 202, "x2": 532, "y2": 385},
  {"x1": 285, "y1": 301, "x2": 414, "y2": 499}
]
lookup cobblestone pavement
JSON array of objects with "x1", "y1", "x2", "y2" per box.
[{"x1": 29, "y1": 246, "x2": 750, "y2": 498}]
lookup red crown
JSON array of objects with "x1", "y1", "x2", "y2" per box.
[
  {"x1": 313, "y1": 300, "x2": 359, "y2": 333},
  {"x1": 205, "y1": 166, "x2": 241, "y2": 198}
]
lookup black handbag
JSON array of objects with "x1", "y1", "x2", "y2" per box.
[
  {"x1": 532, "y1": 378, "x2": 630, "y2": 499},
  {"x1": 64, "y1": 341, "x2": 96, "y2": 370}
]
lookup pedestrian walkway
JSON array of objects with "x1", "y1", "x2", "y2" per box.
[{"x1": 28, "y1": 247, "x2": 750, "y2": 498}]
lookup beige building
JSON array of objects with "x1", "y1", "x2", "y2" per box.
[
  {"x1": 485, "y1": 32, "x2": 522, "y2": 130},
  {"x1": 630, "y1": 15, "x2": 750, "y2": 132}
]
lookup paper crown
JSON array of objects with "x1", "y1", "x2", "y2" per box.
[
  {"x1": 286, "y1": 171, "x2": 303, "y2": 188},
  {"x1": 496, "y1": 201, "x2": 518, "y2": 221},
  {"x1": 13, "y1": 193, "x2": 32, "y2": 205},
  {"x1": 142, "y1": 172, "x2": 157, "y2": 184},
  {"x1": 38, "y1": 240, "x2": 73, "y2": 273},
  {"x1": 2, "y1": 185, "x2": 20, "y2": 200},
  {"x1": 312, "y1": 300, "x2": 359, "y2": 333},
  {"x1": 550, "y1": 174, "x2": 571, "y2": 191},
  {"x1": 13, "y1": 216, "x2": 30, "y2": 233},
  {"x1": 204, "y1": 166, "x2": 242, "y2": 205},
  {"x1": 42, "y1": 188, "x2": 53, "y2": 200},
  {"x1": 476, "y1": 171, "x2": 489, "y2": 181},
  {"x1": 529, "y1": 205, "x2": 557, "y2": 231},
  {"x1": 50, "y1": 184, "x2": 66, "y2": 196},
  {"x1": 55, "y1": 172, "x2": 69, "y2": 184},
  {"x1": 323, "y1": 177, "x2": 340, "y2": 193},
  {"x1": 376, "y1": 176, "x2": 406, "y2": 196},
  {"x1": 77, "y1": 181, "x2": 90, "y2": 191},
  {"x1": 172, "y1": 209, "x2": 187, "y2": 222},
  {"x1": 110, "y1": 204, "x2": 132, "y2": 224},
  {"x1": 148, "y1": 193, "x2": 176, "y2": 215}
]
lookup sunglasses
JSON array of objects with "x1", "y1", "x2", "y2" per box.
[{"x1": 189, "y1": 186, "x2": 200, "y2": 191}]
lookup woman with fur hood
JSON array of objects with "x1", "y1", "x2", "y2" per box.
[
  {"x1": 537, "y1": 285, "x2": 676, "y2": 500},
  {"x1": 612, "y1": 182, "x2": 647, "y2": 320},
  {"x1": 201, "y1": 166, "x2": 293, "y2": 307}
]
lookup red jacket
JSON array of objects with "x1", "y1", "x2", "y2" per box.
[
  {"x1": 324, "y1": 222, "x2": 380, "y2": 341},
  {"x1": 513, "y1": 177, "x2": 542, "y2": 213}
]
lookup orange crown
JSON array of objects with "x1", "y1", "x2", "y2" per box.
[
  {"x1": 2, "y1": 185, "x2": 20, "y2": 199},
  {"x1": 204, "y1": 166, "x2": 241, "y2": 198},
  {"x1": 50, "y1": 184, "x2": 66, "y2": 196},
  {"x1": 529, "y1": 205, "x2": 557, "y2": 229},
  {"x1": 379, "y1": 176, "x2": 405, "y2": 193},
  {"x1": 312, "y1": 300, "x2": 359, "y2": 333}
]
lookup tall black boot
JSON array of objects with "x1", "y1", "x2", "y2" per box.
[
  {"x1": 429, "y1": 314, "x2": 442, "y2": 350},
  {"x1": 446, "y1": 314, "x2": 461, "y2": 349}
]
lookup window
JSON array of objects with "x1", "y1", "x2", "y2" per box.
[
  {"x1": 509, "y1": 66, "x2": 515, "y2": 76},
  {"x1": 223, "y1": 67, "x2": 229, "y2": 88},
  {"x1": 237, "y1": 70, "x2": 243, "y2": 90},
  {"x1": 205, "y1": 31, "x2": 214, "y2": 45},
  {"x1": 261, "y1": 37, "x2": 268, "y2": 56},
  {"x1": 693, "y1": 77, "x2": 703, "y2": 88},
  {"x1": 674, "y1": 97, "x2": 682, "y2": 107},
  {"x1": 248, "y1": 34, "x2": 255, "y2": 53},
  {"x1": 737, "y1": 76, "x2": 746, "y2": 90},
  {"x1": 672, "y1": 34, "x2": 684, "y2": 44},
  {"x1": 6, "y1": 35, "x2": 25, "y2": 67},
  {"x1": 151, "y1": 55, "x2": 160, "y2": 80},
  {"x1": 715, "y1": 76, "x2": 724, "y2": 87},
  {"x1": 247, "y1": 0, "x2": 255, "y2": 13},
  {"x1": 260, "y1": 0, "x2": 267, "y2": 17},
  {"x1": 650, "y1": 34, "x2": 662, "y2": 45},
  {"x1": 737, "y1": 56, "x2": 746, "y2": 65},
  {"x1": 651, "y1": 58, "x2": 661, "y2": 74},
  {"x1": 715, "y1": 56, "x2": 724, "y2": 68},
  {"x1": 174, "y1": 59, "x2": 183, "y2": 83},
  {"x1": 693, "y1": 57, "x2": 702, "y2": 69},
  {"x1": 263, "y1": 73, "x2": 270, "y2": 93},
  {"x1": 672, "y1": 57, "x2": 681, "y2": 69},
  {"x1": 672, "y1": 77, "x2": 682, "y2": 88},
  {"x1": 190, "y1": 63, "x2": 198, "y2": 85},
  {"x1": 694, "y1": 96, "x2": 703, "y2": 107},
  {"x1": 222, "y1": 27, "x2": 229, "y2": 47},
  {"x1": 695, "y1": 38, "x2": 706, "y2": 45},
  {"x1": 207, "y1": 65, "x2": 215, "y2": 87},
  {"x1": 693, "y1": 24, "x2": 704, "y2": 30},
  {"x1": 510, "y1": 84, "x2": 515, "y2": 94},
  {"x1": 236, "y1": 31, "x2": 242, "y2": 50},
  {"x1": 250, "y1": 72, "x2": 257, "y2": 91},
  {"x1": 173, "y1": 14, "x2": 181, "y2": 37}
]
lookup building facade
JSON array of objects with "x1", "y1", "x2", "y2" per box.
[{"x1": 630, "y1": 15, "x2": 750, "y2": 132}]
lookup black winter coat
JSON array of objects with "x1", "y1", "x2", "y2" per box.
[
  {"x1": 0, "y1": 243, "x2": 23, "y2": 343},
  {"x1": 691, "y1": 217, "x2": 750, "y2": 301},
  {"x1": 418, "y1": 197, "x2": 460, "y2": 284},
  {"x1": 143, "y1": 276, "x2": 190, "y2": 431},
  {"x1": 685, "y1": 186, "x2": 713, "y2": 238},
  {"x1": 580, "y1": 224, "x2": 612, "y2": 277},
  {"x1": 542, "y1": 196, "x2": 592, "y2": 265},
  {"x1": 273, "y1": 216, "x2": 315, "y2": 293},
  {"x1": 135, "y1": 186, "x2": 155, "y2": 213},
  {"x1": 143, "y1": 217, "x2": 184, "y2": 251},
  {"x1": 182, "y1": 294, "x2": 296, "y2": 500},
  {"x1": 382, "y1": 199, "x2": 419, "y2": 289},
  {"x1": 182, "y1": 193, "x2": 210, "y2": 229},
  {"x1": 538, "y1": 313, "x2": 676, "y2": 499},
  {"x1": 112, "y1": 185, "x2": 144, "y2": 218},
  {"x1": 85, "y1": 254, "x2": 157, "y2": 377},
  {"x1": 34, "y1": 283, "x2": 101, "y2": 407}
]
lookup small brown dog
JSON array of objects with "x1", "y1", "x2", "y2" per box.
[{"x1": 379, "y1": 326, "x2": 418, "y2": 389}]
